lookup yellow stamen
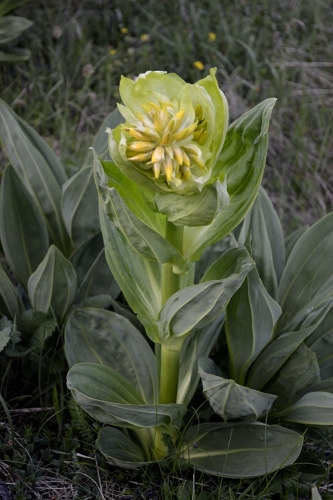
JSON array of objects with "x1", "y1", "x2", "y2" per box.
[
  {"x1": 172, "y1": 122, "x2": 197, "y2": 142},
  {"x1": 127, "y1": 141, "x2": 156, "y2": 152},
  {"x1": 128, "y1": 151, "x2": 153, "y2": 162},
  {"x1": 151, "y1": 146, "x2": 164, "y2": 163}
]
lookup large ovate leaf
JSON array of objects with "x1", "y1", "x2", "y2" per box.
[
  {"x1": 0, "y1": 165, "x2": 49, "y2": 289},
  {"x1": 61, "y1": 165, "x2": 99, "y2": 248},
  {"x1": 70, "y1": 231, "x2": 119, "y2": 301},
  {"x1": 0, "y1": 263, "x2": 24, "y2": 319},
  {"x1": 225, "y1": 267, "x2": 281, "y2": 385},
  {"x1": 0, "y1": 16, "x2": 32, "y2": 44},
  {"x1": 64, "y1": 308, "x2": 157, "y2": 404},
  {"x1": 238, "y1": 187, "x2": 285, "y2": 299},
  {"x1": 183, "y1": 98, "x2": 276, "y2": 261},
  {"x1": 267, "y1": 343, "x2": 320, "y2": 407},
  {"x1": 275, "y1": 392, "x2": 333, "y2": 427},
  {"x1": 0, "y1": 99, "x2": 70, "y2": 254},
  {"x1": 67, "y1": 362, "x2": 186, "y2": 430},
  {"x1": 94, "y1": 154, "x2": 189, "y2": 274},
  {"x1": 180, "y1": 422, "x2": 302, "y2": 478},
  {"x1": 158, "y1": 252, "x2": 254, "y2": 350},
  {"x1": 154, "y1": 180, "x2": 229, "y2": 227},
  {"x1": 99, "y1": 206, "x2": 161, "y2": 342},
  {"x1": 27, "y1": 245, "x2": 77, "y2": 323},
  {"x1": 199, "y1": 358, "x2": 277, "y2": 421},
  {"x1": 278, "y1": 212, "x2": 333, "y2": 329}
]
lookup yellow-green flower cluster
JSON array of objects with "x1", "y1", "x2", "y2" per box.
[{"x1": 107, "y1": 69, "x2": 229, "y2": 194}]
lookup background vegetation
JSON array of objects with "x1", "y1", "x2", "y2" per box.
[{"x1": 1, "y1": 0, "x2": 333, "y2": 498}]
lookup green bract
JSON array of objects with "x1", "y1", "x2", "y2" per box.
[{"x1": 107, "y1": 68, "x2": 228, "y2": 194}]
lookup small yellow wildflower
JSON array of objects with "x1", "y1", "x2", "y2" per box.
[
  {"x1": 140, "y1": 34, "x2": 150, "y2": 42},
  {"x1": 121, "y1": 27, "x2": 128, "y2": 34},
  {"x1": 208, "y1": 32, "x2": 216, "y2": 41},
  {"x1": 193, "y1": 61, "x2": 204, "y2": 71},
  {"x1": 110, "y1": 49, "x2": 116, "y2": 56}
]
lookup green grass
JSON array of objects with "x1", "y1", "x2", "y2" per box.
[{"x1": 1, "y1": 0, "x2": 333, "y2": 497}]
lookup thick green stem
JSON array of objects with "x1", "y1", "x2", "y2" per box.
[
  {"x1": 159, "y1": 346, "x2": 181, "y2": 404},
  {"x1": 158, "y1": 221, "x2": 184, "y2": 404},
  {"x1": 161, "y1": 222, "x2": 184, "y2": 304}
]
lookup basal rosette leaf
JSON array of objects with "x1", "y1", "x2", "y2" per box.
[{"x1": 180, "y1": 422, "x2": 303, "y2": 478}]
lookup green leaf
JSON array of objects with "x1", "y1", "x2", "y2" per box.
[
  {"x1": 278, "y1": 212, "x2": 333, "y2": 329},
  {"x1": 177, "y1": 315, "x2": 224, "y2": 405},
  {"x1": 0, "y1": 99, "x2": 70, "y2": 254},
  {"x1": 0, "y1": 165, "x2": 49, "y2": 289},
  {"x1": 247, "y1": 296, "x2": 333, "y2": 391},
  {"x1": 183, "y1": 99, "x2": 276, "y2": 261},
  {"x1": 305, "y1": 307, "x2": 333, "y2": 380},
  {"x1": 0, "y1": 48, "x2": 30, "y2": 62},
  {"x1": 99, "y1": 206, "x2": 161, "y2": 342},
  {"x1": 238, "y1": 187, "x2": 285, "y2": 298},
  {"x1": 267, "y1": 343, "x2": 320, "y2": 407},
  {"x1": 97, "y1": 427, "x2": 148, "y2": 467},
  {"x1": 200, "y1": 246, "x2": 254, "y2": 283},
  {"x1": 0, "y1": 263, "x2": 24, "y2": 318},
  {"x1": 94, "y1": 154, "x2": 189, "y2": 274},
  {"x1": 285, "y1": 225, "x2": 308, "y2": 263},
  {"x1": 70, "y1": 231, "x2": 119, "y2": 301},
  {"x1": 195, "y1": 234, "x2": 237, "y2": 283},
  {"x1": 27, "y1": 245, "x2": 77, "y2": 323},
  {"x1": 14, "y1": 114, "x2": 67, "y2": 186},
  {"x1": 225, "y1": 267, "x2": 281, "y2": 385},
  {"x1": 199, "y1": 358, "x2": 277, "y2": 421},
  {"x1": 75, "y1": 294, "x2": 112, "y2": 310},
  {"x1": 64, "y1": 308, "x2": 158, "y2": 404},
  {"x1": 276, "y1": 392, "x2": 333, "y2": 427},
  {"x1": 158, "y1": 255, "x2": 254, "y2": 350},
  {"x1": 180, "y1": 422, "x2": 302, "y2": 478},
  {"x1": 99, "y1": 157, "x2": 165, "y2": 236},
  {"x1": 154, "y1": 180, "x2": 229, "y2": 227},
  {"x1": 0, "y1": 0, "x2": 29, "y2": 16},
  {"x1": 61, "y1": 165, "x2": 99, "y2": 248},
  {"x1": 67, "y1": 362, "x2": 186, "y2": 430},
  {"x1": 0, "y1": 16, "x2": 32, "y2": 45},
  {"x1": 16, "y1": 310, "x2": 58, "y2": 351},
  {"x1": 0, "y1": 322, "x2": 11, "y2": 353}
]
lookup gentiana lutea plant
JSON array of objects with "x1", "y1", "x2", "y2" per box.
[{"x1": 65, "y1": 69, "x2": 333, "y2": 478}]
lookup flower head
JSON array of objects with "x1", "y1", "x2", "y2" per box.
[{"x1": 107, "y1": 69, "x2": 229, "y2": 194}]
